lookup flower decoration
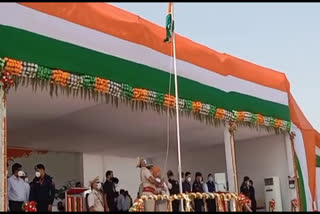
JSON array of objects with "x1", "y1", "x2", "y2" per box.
[
  {"x1": 22, "y1": 201, "x2": 37, "y2": 212},
  {"x1": 269, "y1": 199, "x2": 276, "y2": 212},
  {"x1": 0, "y1": 56, "x2": 291, "y2": 132}
]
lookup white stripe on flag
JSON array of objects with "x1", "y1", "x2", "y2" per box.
[
  {"x1": 291, "y1": 124, "x2": 313, "y2": 211},
  {"x1": 0, "y1": 3, "x2": 289, "y2": 106}
]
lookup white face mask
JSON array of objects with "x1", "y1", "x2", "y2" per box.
[
  {"x1": 208, "y1": 177, "x2": 214, "y2": 182},
  {"x1": 25, "y1": 178, "x2": 29, "y2": 183},
  {"x1": 115, "y1": 184, "x2": 118, "y2": 188},
  {"x1": 18, "y1": 170, "x2": 24, "y2": 177},
  {"x1": 97, "y1": 183, "x2": 102, "y2": 190},
  {"x1": 35, "y1": 172, "x2": 41, "y2": 178},
  {"x1": 187, "y1": 177, "x2": 192, "y2": 182}
]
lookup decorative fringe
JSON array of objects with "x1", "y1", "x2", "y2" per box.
[{"x1": 2, "y1": 57, "x2": 290, "y2": 134}]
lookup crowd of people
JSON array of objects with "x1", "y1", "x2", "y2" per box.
[
  {"x1": 86, "y1": 171, "x2": 133, "y2": 212},
  {"x1": 137, "y1": 157, "x2": 224, "y2": 212},
  {"x1": 7, "y1": 160, "x2": 257, "y2": 212}
]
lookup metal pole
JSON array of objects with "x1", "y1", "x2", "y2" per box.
[
  {"x1": 0, "y1": 89, "x2": 7, "y2": 211},
  {"x1": 171, "y1": 3, "x2": 184, "y2": 212}
]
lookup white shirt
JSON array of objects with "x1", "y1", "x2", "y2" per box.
[
  {"x1": 8, "y1": 175, "x2": 30, "y2": 202},
  {"x1": 125, "y1": 196, "x2": 131, "y2": 211},
  {"x1": 116, "y1": 194, "x2": 126, "y2": 211},
  {"x1": 202, "y1": 182, "x2": 208, "y2": 193}
]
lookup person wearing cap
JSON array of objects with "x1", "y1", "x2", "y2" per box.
[
  {"x1": 7, "y1": 163, "x2": 30, "y2": 212},
  {"x1": 87, "y1": 177, "x2": 108, "y2": 212},
  {"x1": 29, "y1": 164, "x2": 55, "y2": 212},
  {"x1": 136, "y1": 157, "x2": 160, "y2": 212}
]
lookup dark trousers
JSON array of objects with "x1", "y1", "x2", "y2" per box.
[
  {"x1": 194, "y1": 199, "x2": 203, "y2": 212},
  {"x1": 251, "y1": 199, "x2": 257, "y2": 212},
  {"x1": 207, "y1": 199, "x2": 216, "y2": 212},
  {"x1": 9, "y1": 201, "x2": 23, "y2": 212},
  {"x1": 172, "y1": 200, "x2": 180, "y2": 212},
  {"x1": 36, "y1": 200, "x2": 49, "y2": 212}
]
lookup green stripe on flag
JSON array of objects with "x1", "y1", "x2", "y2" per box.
[
  {"x1": 296, "y1": 156, "x2": 307, "y2": 211},
  {"x1": 317, "y1": 155, "x2": 320, "y2": 168},
  {"x1": 0, "y1": 25, "x2": 290, "y2": 121}
]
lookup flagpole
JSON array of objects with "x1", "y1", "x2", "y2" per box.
[{"x1": 171, "y1": 3, "x2": 184, "y2": 212}]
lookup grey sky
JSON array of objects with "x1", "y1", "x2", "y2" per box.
[{"x1": 111, "y1": 3, "x2": 320, "y2": 131}]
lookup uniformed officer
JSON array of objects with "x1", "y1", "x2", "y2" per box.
[
  {"x1": 167, "y1": 170, "x2": 180, "y2": 212},
  {"x1": 192, "y1": 172, "x2": 204, "y2": 212},
  {"x1": 29, "y1": 164, "x2": 55, "y2": 212}
]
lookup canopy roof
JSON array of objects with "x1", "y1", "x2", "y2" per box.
[{"x1": 0, "y1": 2, "x2": 319, "y2": 205}]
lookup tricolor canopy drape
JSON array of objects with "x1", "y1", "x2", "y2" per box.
[{"x1": 0, "y1": 3, "x2": 319, "y2": 210}]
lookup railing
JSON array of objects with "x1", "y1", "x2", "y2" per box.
[{"x1": 129, "y1": 192, "x2": 252, "y2": 212}]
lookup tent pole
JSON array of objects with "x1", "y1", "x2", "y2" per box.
[
  {"x1": 0, "y1": 88, "x2": 7, "y2": 211},
  {"x1": 171, "y1": 3, "x2": 184, "y2": 211}
]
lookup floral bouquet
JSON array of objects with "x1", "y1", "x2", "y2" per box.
[{"x1": 22, "y1": 201, "x2": 37, "y2": 212}]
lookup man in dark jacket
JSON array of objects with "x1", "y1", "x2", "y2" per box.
[
  {"x1": 206, "y1": 174, "x2": 216, "y2": 212},
  {"x1": 103, "y1": 170, "x2": 116, "y2": 212},
  {"x1": 192, "y1": 172, "x2": 204, "y2": 212},
  {"x1": 29, "y1": 164, "x2": 55, "y2": 212},
  {"x1": 167, "y1": 170, "x2": 180, "y2": 212},
  {"x1": 182, "y1": 172, "x2": 192, "y2": 193},
  {"x1": 240, "y1": 176, "x2": 250, "y2": 198},
  {"x1": 249, "y1": 180, "x2": 257, "y2": 212}
]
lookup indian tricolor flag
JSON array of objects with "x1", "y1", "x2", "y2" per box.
[{"x1": 164, "y1": 2, "x2": 174, "y2": 42}]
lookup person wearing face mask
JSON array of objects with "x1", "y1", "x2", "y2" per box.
[
  {"x1": 7, "y1": 163, "x2": 30, "y2": 212},
  {"x1": 29, "y1": 164, "x2": 55, "y2": 212},
  {"x1": 103, "y1": 170, "x2": 116, "y2": 212},
  {"x1": 192, "y1": 172, "x2": 204, "y2": 212},
  {"x1": 87, "y1": 177, "x2": 108, "y2": 212},
  {"x1": 206, "y1": 174, "x2": 216, "y2": 212},
  {"x1": 182, "y1": 172, "x2": 192, "y2": 194}
]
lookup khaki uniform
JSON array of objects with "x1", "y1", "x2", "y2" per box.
[
  {"x1": 87, "y1": 189, "x2": 105, "y2": 212},
  {"x1": 140, "y1": 167, "x2": 156, "y2": 212}
]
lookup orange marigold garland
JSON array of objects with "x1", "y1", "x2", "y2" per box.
[
  {"x1": 51, "y1": 70, "x2": 70, "y2": 86},
  {"x1": 192, "y1": 101, "x2": 202, "y2": 112},
  {"x1": 0, "y1": 56, "x2": 291, "y2": 131},
  {"x1": 164, "y1": 94, "x2": 175, "y2": 108}
]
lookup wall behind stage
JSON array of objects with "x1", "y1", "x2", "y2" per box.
[
  {"x1": 153, "y1": 134, "x2": 291, "y2": 211},
  {"x1": 7, "y1": 147, "x2": 83, "y2": 188},
  {"x1": 82, "y1": 154, "x2": 140, "y2": 198}
]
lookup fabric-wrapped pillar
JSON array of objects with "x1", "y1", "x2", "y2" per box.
[
  {"x1": 0, "y1": 88, "x2": 7, "y2": 211},
  {"x1": 224, "y1": 122, "x2": 238, "y2": 193},
  {"x1": 285, "y1": 132, "x2": 300, "y2": 211}
]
